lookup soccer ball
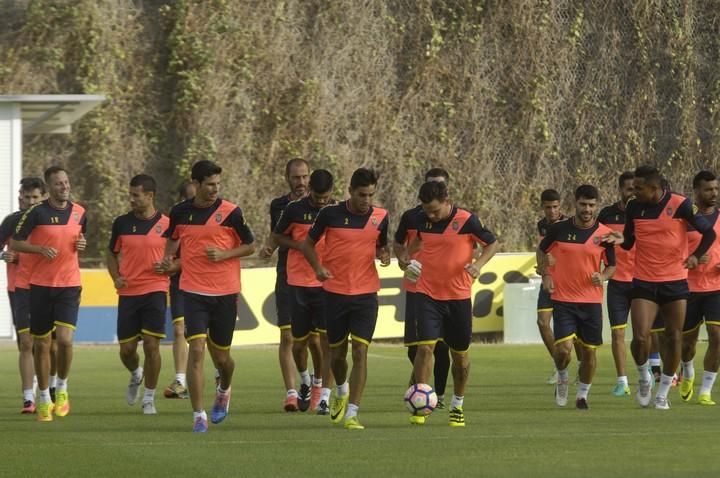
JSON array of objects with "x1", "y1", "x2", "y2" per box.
[{"x1": 404, "y1": 383, "x2": 438, "y2": 416}]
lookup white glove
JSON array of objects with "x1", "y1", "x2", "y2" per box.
[{"x1": 404, "y1": 259, "x2": 422, "y2": 283}]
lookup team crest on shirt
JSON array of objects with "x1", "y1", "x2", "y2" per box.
[
  {"x1": 215, "y1": 213, "x2": 223, "y2": 223},
  {"x1": 593, "y1": 236, "x2": 600, "y2": 245},
  {"x1": 72, "y1": 212, "x2": 80, "y2": 222},
  {"x1": 371, "y1": 217, "x2": 377, "y2": 225},
  {"x1": 452, "y1": 221, "x2": 459, "y2": 231},
  {"x1": 155, "y1": 224, "x2": 162, "y2": 233},
  {"x1": 666, "y1": 206, "x2": 673, "y2": 216}
]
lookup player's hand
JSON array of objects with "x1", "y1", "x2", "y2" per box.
[
  {"x1": 699, "y1": 254, "x2": 710, "y2": 264},
  {"x1": 601, "y1": 231, "x2": 624, "y2": 245},
  {"x1": 376, "y1": 247, "x2": 391, "y2": 267},
  {"x1": 258, "y1": 245, "x2": 274, "y2": 259},
  {"x1": 685, "y1": 255, "x2": 700, "y2": 269},
  {"x1": 39, "y1": 246, "x2": 58, "y2": 260},
  {"x1": 546, "y1": 253, "x2": 557, "y2": 266},
  {"x1": 76, "y1": 233, "x2": 87, "y2": 252},
  {"x1": 206, "y1": 246, "x2": 226, "y2": 262},
  {"x1": 397, "y1": 255, "x2": 410, "y2": 270},
  {"x1": 315, "y1": 267, "x2": 333, "y2": 281},
  {"x1": 404, "y1": 260, "x2": 422, "y2": 283},
  {"x1": 464, "y1": 262, "x2": 481, "y2": 279},
  {"x1": 542, "y1": 275, "x2": 555, "y2": 293},
  {"x1": 113, "y1": 276, "x2": 128, "y2": 289},
  {"x1": 160, "y1": 255, "x2": 174, "y2": 272},
  {"x1": 591, "y1": 272, "x2": 603, "y2": 287},
  {"x1": 2, "y1": 250, "x2": 17, "y2": 263}
]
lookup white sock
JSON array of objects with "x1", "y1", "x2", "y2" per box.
[
  {"x1": 336, "y1": 382, "x2": 349, "y2": 397},
  {"x1": 176, "y1": 373, "x2": 187, "y2": 387},
  {"x1": 39, "y1": 388, "x2": 51, "y2": 404},
  {"x1": 56, "y1": 377, "x2": 68, "y2": 393},
  {"x1": 287, "y1": 388, "x2": 298, "y2": 398},
  {"x1": 132, "y1": 367, "x2": 143, "y2": 380},
  {"x1": 218, "y1": 385, "x2": 230, "y2": 394},
  {"x1": 682, "y1": 360, "x2": 695, "y2": 380},
  {"x1": 193, "y1": 410, "x2": 207, "y2": 420},
  {"x1": 312, "y1": 376, "x2": 323, "y2": 387},
  {"x1": 214, "y1": 369, "x2": 220, "y2": 379},
  {"x1": 577, "y1": 382, "x2": 591, "y2": 399},
  {"x1": 23, "y1": 389, "x2": 35, "y2": 402},
  {"x1": 49, "y1": 375, "x2": 57, "y2": 388},
  {"x1": 344, "y1": 403, "x2": 359, "y2": 419},
  {"x1": 637, "y1": 361, "x2": 651, "y2": 383},
  {"x1": 451, "y1": 394, "x2": 464, "y2": 409},
  {"x1": 617, "y1": 376, "x2": 628, "y2": 386},
  {"x1": 33, "y1": 375, "x2": 38, "y2": 392},
  {"x1": 649, "y1": 356, "x2": 661, "y2": 367},
  {"x1": 699, "y1": 371, "x2": 718, "y2": 396},
  {"x1": 558, "y1": 367, "x2": 569, "y2": 383},
  {"x1": 300, "y1": 370, "x2": 311, "y2": 387},
  {"x1": 143, "y1": 388, "x2": 155, "y2": 402},
  {"x1": 320, "y1": 387, "x2": 331, "y2": 402},
  {"x1": 657, "y1": 373, "x2": 673, "y2": 399}
]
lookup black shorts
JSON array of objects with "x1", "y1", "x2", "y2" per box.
[
  {"x1": 117, "y1": 292, "x2": 168, "y2": 343},
  {"x1": 607, "y1": 280, "x2": 632, "y2": 329},
  {"x1": 416, "y1": 293, "x2": 473, "y2": 353},
  {"x1": 169, "y1": 273, "x2": 185, "y2": 322},
  {"x1": 403, "y1": 291, "x2": 418, "y2": 346},
  {"x1": 552, "y1": 301, "x2": 603, "y2": 348},
  {"x1": 537, "y1": 287, "x2": 553, "y2": 312},
  {"x1": 290, "y1": 286, "x2": 326, "y2": 340},
  {"x1": 684, "y1": 291, "x2": 720, "y2": 333},
  {"x1": 631, "y1": 278, "x2": 689, "y2": 306},
  {"x1": 29, "y1": 285, "x2": 81, "y2": 338},
  {"x1": 13, "y1": 287, "x2": 30, "y2": 334},
  {"x1": 325, "y1": 291, "x2": 378, "y2": 347},
  {"x1": 183, "y1": 291, "x2": 237, "y2": 349},
  {"x1": 274, "y1": 272, "x2": 291, "y2": 329}
]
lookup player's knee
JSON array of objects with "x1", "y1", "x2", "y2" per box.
[{"x1": 18, "y1": 334, "x2": 33, "y2": 352}]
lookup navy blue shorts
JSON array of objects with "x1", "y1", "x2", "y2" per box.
[
  {"x1": 117, "y1": 291, "x2": 167, "y2": 343},
  {"x1": 290, "y1": 286, "x2": 326, "y2": 340},
  {"x1": 12, "y1": 287, "x2": 30, "y2": 334},
  {"x1": 415, "y1": 293, "x2": 472, "y2": 353},
  {"x1": 631, "y1": 278, "x2": 689, "y2": 306},
  {"x1": 403, "y1": 291, "x2": 418, "y2": 346},
  {"x1": 537, "y1": 287, "x2": 553, "y2": 312},
  {"x1": 607, "y1": 280, "x2": 632, "y2": 329},
  {"x1": 684, "y1": 291, "x2": 720, "y2": 333},
  {"x1": 169, "y1": 273, "x2": 184, "y2": 322},
  {"x1": 274, "y1": 272, "x2": 292, "y2": 329},
  {"x1": 29, "y1": 285, "x2": 81, "y2": 338},
  {"x1": 183, "y1": 292, "x2": 237, "y2": 349},
  {"x1": 325, "y1": 291, "x2": 378, "y2": 347},
  {"x1": 552, "y1": 301, "x2": 603, "y2": 348}
]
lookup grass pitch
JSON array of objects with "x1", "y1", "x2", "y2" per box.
[{"x1": 0, "y1": 342, "x2": 717, "y2": 477}]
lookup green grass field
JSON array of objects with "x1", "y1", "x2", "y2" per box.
[{"x1": 0, "y1": 342, "x2": 717, "y2": 477}]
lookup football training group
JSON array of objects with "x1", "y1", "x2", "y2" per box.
[{"x1": 1, "y1": 159, "x2": 719, "y2": 432}]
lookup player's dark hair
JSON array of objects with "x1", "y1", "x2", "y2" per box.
[
  {"x1": 309, "y1": 169, "x2": 333, "y2": 194},
  {"x1": 540, "y1": 189, "x2": 561, "y2": 203},
  {"x1": 575, "y1": 184, "x2": 599, "y2": 201},
  {"x1": 285, "y1": 157, "x2": 310, "y2": 177},
  {"x1": 177, "y1": 181, "x2": 194, "y2": 200},
  {"x1": 350, "y1": 168, "x2": 378, "y2": 190},
  {"x1": 20, "y1": 177, "x2": 45, "y2": 194},
  {"x1": 43, "y1": 165, "x2": 66, "y2": 183},
  {"x1": 634, "y1": 165, "x2": 662, "y2": 186},
  {"x1": 191, "y1": 160, "x2": 222, "y2": 183},
  {"x1": 418, "y1": 180, "x2": 449, "y2": 203},
  {"x1": 618, "y1": 171, "x2": 634, "y2": 188},
  {"x1": 130, "y1": 174, "x2": 157, "y2": 193},
  {"x1": 424, "y1": 167, "x2": 450, "y2": 183},
  {"x1": 693, "y1": 170, "x2": 717, "y2": 189}
]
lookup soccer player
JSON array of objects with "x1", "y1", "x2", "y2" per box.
[
  {"x1": 273, "y1": 169, "x2": 336, "y2": 414},
  {"x1": 1, "y1": 177, "x2": 46, "y2": 413},
  {"x1": 107, "y1": 174, "x2": 172, "y2": 414},
  {"x1": 11, "y1": 166, "x2": 87, "y2": 422},
  {"x1": 161, "y1": 160, "x2": 255, "y2": 432},
  {"x1": 678, "y1": 170, "x2": 720, "y2": 405},
  {"x1": 598, "y1": 171, "x2": 635, "y2": 396},
  {"x1": 615, "y1": 165, "x2": 715, "y2": 409},
  {"x1": 393, "y1": 167, "x2": 452, "y2": 408},
  {"x1": 164, "y1": 181, "x2": 195, "y2": 399},
  {"x1": 301, "y1": 168, "x2": 390, "y2": 430},
  {"x1": 404, "y1": 180, "x2": 498, "y2": 426},
  {"x1": 259, "y1": 158, "x2": 321, "y2": 411},
  {"x1": 538, "y1": 185, "x2": 616, "y2": 410}
]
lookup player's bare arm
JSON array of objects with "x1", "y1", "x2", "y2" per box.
[
  {"x1": 271, "y1": 232, "x2": 302, "y2": 251},
  {"x1": 9, "y1": 238, "x2": 58, "y2": 260},
  {"x1": 300, "y1": 236, "x2": 332, "y2": 281}
]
